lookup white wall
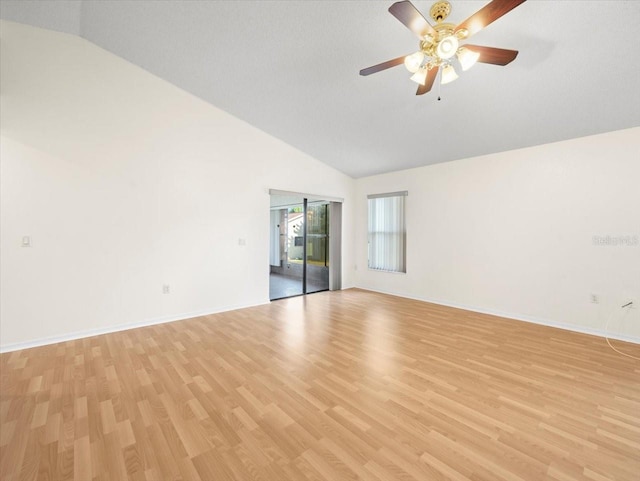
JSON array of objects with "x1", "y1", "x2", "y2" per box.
[
  {"x1": 0, "y1": 21, "x2": 355, "y2": 350},
  {"x1": 355, "y1": 128, "x2": 640, "y2": 341},
  {"x1": 2, "y1": 20, "x2": 638, "y2": 351}
]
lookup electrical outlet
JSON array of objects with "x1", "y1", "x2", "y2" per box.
[
  {"x1": 162, "y1": 284, "x2": 170, "y2": 294},
  {"x1": 590, "y1": 294, "x2": 599, "y2": 304}
]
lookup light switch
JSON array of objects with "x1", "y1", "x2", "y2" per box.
[{"x1": 21, "y1": 236, "x2": 31, "y2": 247}]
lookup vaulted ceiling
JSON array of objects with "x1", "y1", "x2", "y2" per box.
[{"x1": 2, "y1": 1, "x2": 639, "y2": 178}]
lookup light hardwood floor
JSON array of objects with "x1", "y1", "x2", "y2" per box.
[{"x1": 1, "y1": 289, "x2": 639, "y2": 480}]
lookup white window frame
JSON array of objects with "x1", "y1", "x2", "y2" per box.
[{"x1": 367, "y1": 191, "x2": 407, "y2": 273}]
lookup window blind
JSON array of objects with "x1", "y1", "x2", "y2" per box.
[{"x1": 367, "y1": 192, "x2": 407, "y2": 273}]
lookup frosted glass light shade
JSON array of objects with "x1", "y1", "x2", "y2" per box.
[
  {"x1": 441, "y1": 64, "x2": 458, "y2": 84},
  {"x1": 410, "y1": 68, "x2": 428, "y2": 85},
  {"x1": 404, "y1": 51, "x2": 425, "y2": 73},
  {"x1": 436, "y1": 36, "x2": 459, "y2": 60},
  {"x1": 457, "y1": 47, "x2": 480, "y2": 71}
]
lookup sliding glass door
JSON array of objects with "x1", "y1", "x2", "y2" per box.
[
  {"x1": 269, "y1": 195, "x2": 331, "y2": 300},
  {"x1": 305, "y1": 201, "x2": 329, "y2": 294},
  {"x1": 269, "y1": 195, "x2": 304, "y2": 300}
]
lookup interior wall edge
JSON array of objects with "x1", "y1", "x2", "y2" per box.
[{"x1": 354, "y1": 287, "x2": 640, "y2": 346}]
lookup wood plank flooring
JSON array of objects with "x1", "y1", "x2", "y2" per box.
[{"x1": 1, "y1": 288, "x2": 639, "y2": 480}]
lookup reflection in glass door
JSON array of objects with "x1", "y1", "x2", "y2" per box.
[
  {"x1": 269, "y1": 195, "x2": 331, "y2": 300},
  {"x1": 305, "y1": 201, "x2": 329, "y2": 294},
  {"x1": 269, "y1": 195, "x2": 304, "y2": 300}
]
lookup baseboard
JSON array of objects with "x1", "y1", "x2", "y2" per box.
[
  {"x1": 4, "y1": 290, "x2": 638, "y2": 353},
  {"x1": 357, "y1": 287, "x2": 640, "y2": 345},
  {"x1": 0, "y1": 299, "x2": 270, "y2": 353}
]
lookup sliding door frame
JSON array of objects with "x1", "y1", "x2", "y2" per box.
[
  {"x1": 302, "y1": 197, "x2": 308, "y2": 295},
  {"x1": 269, "y1": 189, "x2": 343, "y2": 297}
]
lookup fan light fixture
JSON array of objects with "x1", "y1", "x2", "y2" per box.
[
  {"x1": 399, "y1": 2, "x2": 479, "y2": 89},
  {"x1": 410, "y1": 67, "x2": 428, "y2": 85},
  {"x1": 457, "y1": 47, "x2": 480, "y2": 71},
  {"x1": 404, "y1": 51, "x2": 426, "y2": 73},
  {"x1": 436, "y1": 35, "x2": 458, "y2": 59},
  {"x1": 441, "y1": 64, "x2": 458, "y2": 84},
  {"x1": 359, "y1": 0, "x2": 526, "y2": 98}
]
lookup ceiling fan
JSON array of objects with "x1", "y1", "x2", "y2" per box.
[{"x1": 360, "y1": 0, "x2": 526, "y2": 96}]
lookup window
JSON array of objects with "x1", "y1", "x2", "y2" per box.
[{"x1": 367, "y1": 191, "x2": 407, "y2": 273}]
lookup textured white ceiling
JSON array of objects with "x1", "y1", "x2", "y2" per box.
[{"x1": 2, "y1": 0, "x2": 639, "y2": 178}]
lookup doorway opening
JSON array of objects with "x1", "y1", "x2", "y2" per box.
[{"x1": 269, "y1": 191, "x2": 342, "y2": 301}]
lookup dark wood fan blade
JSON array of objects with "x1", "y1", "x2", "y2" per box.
[
  {"x1": 359, "y1": 55, "x2": 408, "y2": 76},
  {"x1": 416, "y1": 67, "x2": 439, "y2": 95},
  {"x1": 464, "y1": 44, "x2": 519, "y2": 65},
  {"x1": 389, "y1": 1, "x2": 437, "y2": 39},
  {"x1": 454, "y1": 0, "x2": 526, "y2": 39}
]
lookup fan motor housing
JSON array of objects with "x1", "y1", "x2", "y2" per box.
[{"x1": 430, "y1": 1, "x2": 452, "y2": 22}]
